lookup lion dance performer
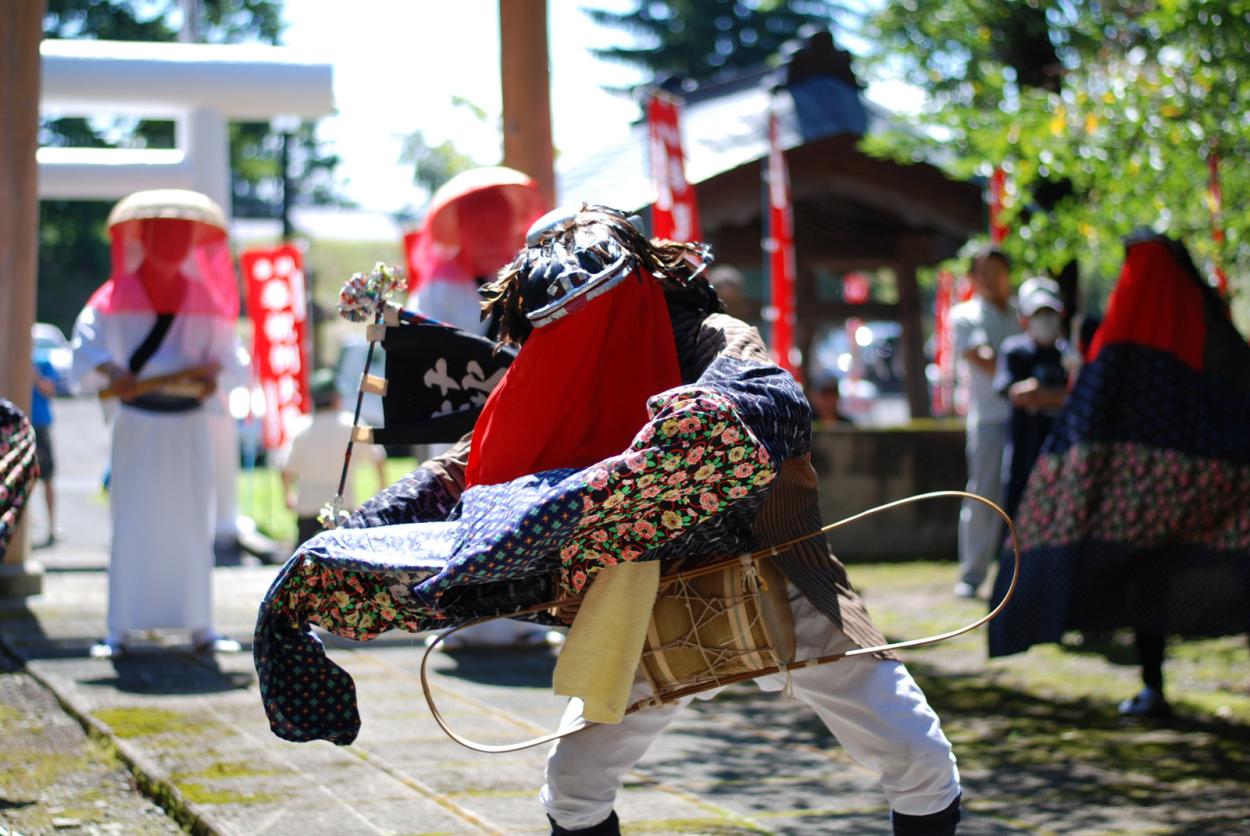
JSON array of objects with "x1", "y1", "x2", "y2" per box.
[
  {"x1": 989, "y1": 233, "x2": 1250, "y2": 718},
  {"x1": 73, "y1": 189, "x2": 244, "y2": 658},
  {"x1": 256, "y1": 206, "x2": 962, "y2": 834}
]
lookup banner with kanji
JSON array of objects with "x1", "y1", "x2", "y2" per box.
[
  {"x1": 243, "y1": 245, "x2": 310, "y2": 449},
  {"x1": 765, "y1": 108, "x2": 798, "y2": 377},
  {"x1": 647, "y1": 92, "x2": 701, "y2": 243}
]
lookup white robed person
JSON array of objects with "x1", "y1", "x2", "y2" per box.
[{"x1": 72, "y1": 189, "x2": 245, "y2": 658}]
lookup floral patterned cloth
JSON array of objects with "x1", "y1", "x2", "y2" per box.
[
  {"x1": 0, "y1": 400, "x2": 39, "y2": 559},
  {"x1": 255, "y1": 356, "x2": 808, "y2": 744}
]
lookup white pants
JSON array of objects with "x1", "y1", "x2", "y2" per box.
[
  {"x1": 958, "y1": 420, "x2": 1007, "y2": 589},
  {"x1": 541, "y1": 585, "x2": 960, "y2": 829}
]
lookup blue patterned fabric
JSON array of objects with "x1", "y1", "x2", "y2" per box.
[
  {"x1": 255, "y1": 356, "x2": 812, "y2": 744},
  {"x1": 341, "y1": 465, "x2": 458, "y2": 530}
]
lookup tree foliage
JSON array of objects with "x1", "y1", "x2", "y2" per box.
[
  {"x1": 861, "y1": 0, "x2": 1250, "y2": 308},
  {"x1": 45, "y1": 0, "x2": 283, "y2": 42},
  {"x1": 38, "y1": 0, "x2": 347, "y2": 332},
  {"x1": 400, "y1": 131, "x2": 479, "y2": 198},
  {"x1": 585, "y1": 0, "x2": 841, "y2": 86}
]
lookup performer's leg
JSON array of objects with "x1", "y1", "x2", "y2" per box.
[
  {"x1": 541, "y1": 675, "x2": 694, "y2": 831},
  {"x1": 956, "y1": 420, "x2": 1006, "y2": 595},
  {"x1": 757, "y1": 589, "x2": 960, "y2": 820},
  {"x1": 785, "y1": 659, "x2": 960, "y2": 813},
  {"x1": 1136, "y1": 629, "x2": 1166, "y2": 691},
  {"x1": 1119, "y1": 628, "x2": 1171, "y2": 717}
]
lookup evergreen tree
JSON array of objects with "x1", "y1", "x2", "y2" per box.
[{"x1": 585, "y1": 0, "x2": 840, "y2": 87}]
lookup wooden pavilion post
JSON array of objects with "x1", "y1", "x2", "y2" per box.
[
  {"x1": 0, "y1": 0, "x2": 46, "y2": 595},
  {"x1": 894, "y1": 255, "x2": 932, "y2": 420},
  {"x1": 499, "y1": 0, "x2": 556, "y2": 208}
]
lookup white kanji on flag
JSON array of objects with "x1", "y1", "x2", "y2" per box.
[
  {"x1": 260, "y1": 278, "x2": 292, "y2": 311},
  {"x1": 268, "y1": 344, "x2": 301, "y2": 375},
  {"x1": 276, "y1": 374, "x2": 299, "y2": 403},
  {"x1": 251, "y1": 258, "x2": 274, "y2": 281},
  {"x1": 263, "y1": 312, "x2": 296, "y2": 342}
]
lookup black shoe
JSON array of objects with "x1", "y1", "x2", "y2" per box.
[
  {"x1": 1118, "y1": 687, "x2": 1172, "y2": 719},
  {"x1": 893, "y1": 794, "x2": 961, "y2": 836},
  {"x1": 549, "y1": 811, "x2": 620, "y2": 836}
]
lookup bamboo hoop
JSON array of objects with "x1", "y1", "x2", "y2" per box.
[{"x1": 420, "y1": 489, "x2": 1021, "y2": 754}]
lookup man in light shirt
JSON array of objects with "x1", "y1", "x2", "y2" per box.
[
  {"x1": 950, "y1": 247, "x2": 1019, "y2": 598},
  {"x1": 280, "y1": 369, "x2": 386, "y2": 546}
]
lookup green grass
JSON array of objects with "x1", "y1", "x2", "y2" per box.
[
  {"x1": 92, "y1": 707, "x2": 223, "y2": 740},
  {"x1": 170, "y1": 761, "x2": 280, "y2": 782},
  {"x1": 238, "y1": 456, "x2": 417, "y2": 542},
  {"x1": 850, "y1": 561, "x2": 1250, "y2": 724},
  {"x1": 172, "y1": 781, "x2": 277, "y2": 806}
]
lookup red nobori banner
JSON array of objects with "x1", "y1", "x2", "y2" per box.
[
  {"x1": 765, "y1": 108, "x2": 798, "y2": 378},
  {"x1": 242, "y1": 245, "x2": 310, "y2": 449},
  {"x1": 989, "y1": 166, "x2": 1008, "y2": 244},
  {"x1": 1207, "y1": 149, "x2": 1229, "y2": 297},
  {"x1": 932, "y1": 269, "x2": 956, "y2": 416},
  {"x1": 647, "y1": 92, "x2": 702, "y2": 243}
]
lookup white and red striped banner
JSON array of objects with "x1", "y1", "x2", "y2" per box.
[
  {"x1": 765, "y1": 108, "x2": 799, "y2": 378},
  {"x1": 932, "y1": 269, "x2": 956, "y2": 416},
  {"x1": 1208, "y1": 149, "x2": 1229, "y2": 298},
  {"x1": 242, "y1": 245, "x2": 311, "y2": 449},
  {"x1": 647, "y1": 92, "x2": 701, "y2": 243},
  {"x1": 989, "y1": 166, "x2": 1008, "y2": 244}
]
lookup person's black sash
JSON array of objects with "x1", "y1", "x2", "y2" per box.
[
  {"x1": 128, "y1": 313, "x2": 175, "y2": 374},
  {"x1": 123, "y1": 313, "x2": 200, "y2": 413}
]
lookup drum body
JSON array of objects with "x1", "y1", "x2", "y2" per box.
[{"x1": 640, "y1": 557, "x2": 796, "y2": 702}]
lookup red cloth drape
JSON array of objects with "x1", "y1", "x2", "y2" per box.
[
  {"x1": 404, "y1": 167, "x2": 546, "y2": 294},
  {"x1": 465, "y1": 271, "x2": 681, "y2": 487},
  {"x1": 1088, "y1": 240, "x2": 1206, "y2": 371},
  {"x1": 88, "y1": 217, "x2": 238, "y2": 320}
]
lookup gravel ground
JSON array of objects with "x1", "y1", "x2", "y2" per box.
[{"x1": 0, "y1": 653, "x2": 184, "y2": 836}]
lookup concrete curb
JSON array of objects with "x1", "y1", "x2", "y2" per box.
[{"x1": 0, "y1": 634, "x2": 218, "y2": 836}]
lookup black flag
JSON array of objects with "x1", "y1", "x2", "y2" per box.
[{"x1": 371, "y1": 318, "x2": 515, "y2": 445}]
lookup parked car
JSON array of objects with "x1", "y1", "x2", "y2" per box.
[{"x1": 32, "y1": 322, "x2": 75, "y2": 395}]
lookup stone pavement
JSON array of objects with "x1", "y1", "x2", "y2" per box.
[
  {"x1": 5, "y1": 400, "x2": 1248, "y2": 834},
  {"x1": 1, "y1": 563, "x2": 925, "y2": 835},
  {"x1": 8, "y1": 557, "x2": 1250, "y2": 836}
]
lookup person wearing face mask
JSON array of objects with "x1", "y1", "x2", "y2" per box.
[{"x1": 994, "y1": 277, "x2": 1071, "y2": 518}]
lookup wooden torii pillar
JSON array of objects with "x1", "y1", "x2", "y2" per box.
[
  {"x1": 0, "y1": 0, "x2": 45, "y2": 596},
  {"x1": 499, "y1": 0, "x2": 556, "y2": 208}
]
